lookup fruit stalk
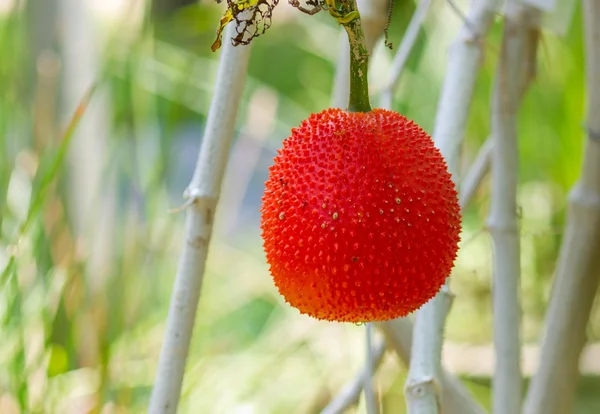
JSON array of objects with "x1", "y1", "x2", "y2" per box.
[
  {"x1": 337, "y1": 0, "x2": 372, "y2": 112},
  {"x1": 331, "y1": 0, "x2": 388, "y2": 108}
]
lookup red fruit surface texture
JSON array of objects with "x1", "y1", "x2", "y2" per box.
[{"x1": 260, "y1": 108, "x2": 461, "y2": 323}]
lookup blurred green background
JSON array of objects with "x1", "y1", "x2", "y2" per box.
[{"x1": 1, "y1": 0, "x2": 599, "y2": 412}]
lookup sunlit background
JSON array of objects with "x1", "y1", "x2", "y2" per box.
[{"x1": 1, "y1": 0, "x2": 599, "y2": 412}]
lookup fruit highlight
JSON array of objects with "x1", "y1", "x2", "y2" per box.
[{"x1": 260, "y1": 108, "x2": 461, "y2": 323}]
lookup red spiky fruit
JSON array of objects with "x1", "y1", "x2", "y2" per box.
[{"x1": 260, "y1": 108, "x2": 461, "y2": 323}]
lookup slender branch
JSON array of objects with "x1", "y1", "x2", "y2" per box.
[
  {"x1": 486, "y1": 4, "x2": 541, "y2": 413},
  {"x1": 459, "y1": 139, "x2": 492, "y2": 209},
  {"x1": 60, "y1": 0, "x2": 115, "y2": 293},
  {"x1": 431, "y1": 0, "x2": 499, "y2": 176},
  {"x1": 376, "y1": 318, "x2": 412, "y2": 363},
  {"x1": 320, "y1": 338, "x2": 387, "y2": 414},
  {"x1": 379, "y1": 0, "x2": 432, "y2": 109},
  {"x1": 363, "y1": 323, "x2": 379, "y2": 414},
  {"x1": 522, "y1": 1, "x2": 600, "y2": 413},
  {"x1": 379, "y1": 318, "x2": 487, "y2": 414},
  {"x1": 460, "y1": 140, "x2": 492, "y2": 212},
  {"x1": 405, "y1": 291, "x2": 449, "y2": 413},
  {"x1": 406, "y1": 0, "x2": 499, "y2": 411},
  {"x1": 148, "y1": 23, "x2": 251, "y2": 414}
]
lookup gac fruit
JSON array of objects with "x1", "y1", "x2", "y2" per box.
[{"x1": 260, "y1": 108, "x2": 461, "y2": 323}]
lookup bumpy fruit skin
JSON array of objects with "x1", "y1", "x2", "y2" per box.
[{"x1": 260, "y1": 108, "x2": 461, "y2": 323}]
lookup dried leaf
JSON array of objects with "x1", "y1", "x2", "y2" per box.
[{"x1": 212, "y1": 0, "x2": 280, "y2": 51}]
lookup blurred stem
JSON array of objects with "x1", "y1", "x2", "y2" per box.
[
  {"x1": 320, "y1": 338, "x2": 387, "y2": 414},
  {"x1": 336, "y1": 1, "x2": 372, "y2": 112},
  {"x1": 25, "y1": 0, "x2": 59, "y2": 104},
  {"x1": 4, "y1": 262, "x2": 28, "y2": 411},
  {"x1": 406, "y1": 0, "x2": 500, "y2": 412},
  {"x1": 1, "y1": 83, "x2": 97, "y2": 287},
  {"x1": 363, "y1": 323, "x2": 378, "y2": 414},
  {"x1": 523, "y1": 1, "x2": 600, "y2": 413},
  {"x1": 379, "y1": 0, "x2": 432, "y2": 109},
  {"x1": 60, "y1": 0, "x2": 114, "y2": 295},
  {"x1": 487, "y1": 3, "x2": 540, "y2": 413}
]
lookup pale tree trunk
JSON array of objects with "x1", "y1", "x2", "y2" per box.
[
  {"x1": 523, "y1": 1, "x2": 600, "y2": 413},
  {"x1": 25, "y1": 0, "x2": 59, "y2": 106},
  {"x1": 148, "y1": 23, "x2": 251, "y2": 414},
  {"x1": 486, "y1": 3, "x2": 541, "y2": 413},
  {"x1": 58, "y1": 0, "x2": 115, "y2": 293},
  {"x1": 406, "y1": 0, "x2": 499, "y2": 411},
  {"x1": 26, "y1": 0, "x2": 61, "y2": 154}
]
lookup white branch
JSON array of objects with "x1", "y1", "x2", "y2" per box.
[
  {"x1": 363, "y1": 323, "x2": 380, "y2": 414},
  {"x1": 60, "y1": 0, "x2": 115, "y2": 292},
  {"x1": 148, "y1": 24, "x2": 251, "y2": 414},
  {"x1": 459, "y1": 139, "x2": 492, "y2": 209},
  {"x1": 431, "y1": 0, "x2": 500, "y2": 177},
  {"x1": 380, "y1": 318, "x2": 487, "y2": 414},
  {"x1": 320, "y1": 338, "x2": 387, "y2": 414},
  {"x1": 486, "y1": 3, "x2": 541, "y2": 413},
  {"x1": 379, "y1": 0, "x2": 432, "y2": 109},
  {"x1": 376, "y1": 318, "x2": 413, "y2": 363},
  {"x1": 522, "y1": 1, "x2": 600, "y2": 413},
  {"x1": 406, "y1": 295, "x2": 446, "y2": 413},
  {"x1": 407, "y1": 0, "x2": 499, "y2": 412}
]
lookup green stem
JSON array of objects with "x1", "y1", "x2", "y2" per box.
[{"x1": 340, "y1": 4, "x2": 372, "y2": 112}]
